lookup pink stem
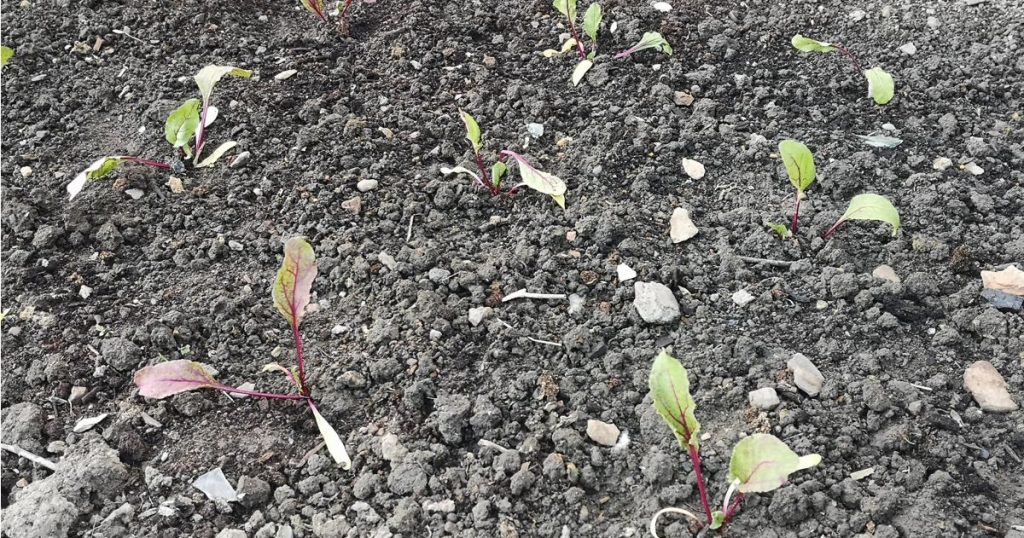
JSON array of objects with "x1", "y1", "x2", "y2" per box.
[
  {"x1": 724, "y1": 493, "x2": 745, "y2": 521},
  {"x1": 822, "y1": 219, "x2": 844, "y2": 240},
  {"x1": 292, "y1": 324, "x2": 309, "y2": 396},
  {"x1": 833, "y1": 44, "x2": 863, "y2": 73},
  {"x1": 214, "y1": 383, "x2": 308, "y2": 401},
  {"x1": 472, "y1": 151, "x2": 494, "y2": 193},
  {"x1": 566, "y1": 19, "x2": 587, "y2": 59},
  {"x1": 791, "y1": 191, "x2": 801, "y2": 234},
  {"x1": 340, "y1": 0, "x2": 352, "y2": 18},
  {"x1": 687, "y1": 444, "x2": 713, "y2": 524},
  {"x1": 121, "y1": 156, "x2": 171, "y2": 170}
]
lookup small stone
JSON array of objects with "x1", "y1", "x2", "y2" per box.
[
  {"x1": 633, "y1": 282, "x2": 680, "y2": 324},
  {"x1": 898, "y1": 42, "x2": 917, "y2": 55},
  {"x1": 980, "y1": 289, "x2": 1023, "y2": 312},
  {"x1": 468, "y1": 307, "x2": 492, "y2": 327},
  {"x1": 274, "y1": 69, "x2": 297, "y2": 81},
  {"x1": 872, "y1": 264, "x2": 900, "y2": 283},
  {"x1": 357, "y1": 179, "x2": 379, "y2": 192},
  {"x1": 788, "y1": 353, "x2": 825, "y2": 397},
  {"x1": 166, "y1": 176, "x2": 185, "y2": 193},
  {"x1": 616, "y1": 264, "x2": 637, "y2": 282},
  {"x1": 568, "y1": 294, "x2": 584, "y2": 315},
  {"x1": 380, "y1": 433, "x2": 409, "y2": 463},
  {"x1": 378, "y1": 252, "x2": 397, "y2": 270},
  {"x1": 526, "y1": 123, "x2": 544, "y2": 138},
  {"x1": 79, "y1": 285, "x2": 93, "y2": 299},
  {"x1": 962, "y1": 162, "x2": 984, "y2": 176},
  {"x1": 342, "y1": 196, "x2": 362, "y2": 214},
  {"x1": 228, "y1": 240, "x2": 243, "y2": 251},
  {"x1": 429, "y1": 329, "x2": 442, "y2": 340},
  {"x1": 748, "y1": 387, "x2": 780, "y2": 410},
  {"x1": 428, "y1": 267, "x2": 451, "y2": 283},
  {"x1": 731, "y1": 289, "x2": 755, "y2": 306},
  {"x1": 682, "y1": 158, "x2": 705, "y2": 179},
  {"x1": 483, "y1": 55, "x2": 496, "y2": 67},
  {"x1": 926, "y1": 16, "x2": 941, "y2": 29},
  {"x1": 125, "y1": 188, "x2": 145, "y2": 200},
  {"x1": 339, "y1": 371, "x2": 367, "y2": 388},
  {"x1": 586, "y1": 419, "x2": 620, "y2": 447},
  {"x1": 673, "y1": 91, "x2": 694, "y2": 106},
  {"x1": 963, "y1": 361, "x2": 1018, "y2": 412},
  {"x1": 423, "y1": 499, "x2": 456, "y2": 513},
  {"x1": 669, "y1": 208, "x2": 698, "y2": 243},
  {"x1": 849, "y1": 9, "x2": 866, "y2": 21},
  {"x1": 237, "y1": 475, "x2": 271, "y2": 508},
  {"x1": 230, "y1": 151, "x2": 251, "y2": 168},
  {"x1": 932, "y1": 157, "x2": 952, "y2": 170},
  {"x1": 19, "y1": 166, "x2": 33, "y2": 178}
]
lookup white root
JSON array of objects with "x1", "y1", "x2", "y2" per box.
[
  {"x1": 649, "y1": 507, "x2": 701, "y2": 538},
  {"x1": 502, "y1": 289, "x2": 567, "y2": 302}
]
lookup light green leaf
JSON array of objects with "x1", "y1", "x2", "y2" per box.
[
  {"x1": 67, "y1": 157, "x2": 125, "y2": 200},
  {"x1": 728, "y1": 433, "x2": 821, "y2": 493},
  {"x1": 614, "y1": 32, "x2": 672, "y2": 59},
  {"x1": 552, "y1": 0, "x2": 577, "y2": 21},
  {"x1": 195, "y1": 141, "x2": 238, "y2": 168},
  {"x1": 459, "y1": 109, "x2": 482, "y2": 154},
  {"x1": 440, "y1": 165, "x2": 481, "y2": 184},
  {"x1": 767, "y1": 223, "x2": 791, "y2": 239},
  {"x1": 863, "y1": 67, "x2": 894, "y2": 105},
  {"x1": 571, "y1": 59, "x2": 594, "y2": 86},
  {"x1": 1, "y1": 46, "x2": 14, "y2": 66},
  {"x1": 836, "y1": 193, "x2": 901, "y2": 236},
  {"x1": 500, "y1": 150, "x2": 568, "y2": 202},
  {"x1": 164, "y1": 98, "x2": 201, "y2": 151},
  {"x1": 491, "y1": 161, "x2": 507, "y2": 188},
  {"x1": 551, "y1": 194, "x2": 566, "y2": 209},
  {"x1": 583, "y1": 3, "x2": 602, "y2": 42},
  {"x1": 791, "y1": 34, "x2": 836, "y2": 53},
  {"x1": 709, "y1": 511, "x2": 726, "y2": 530},
  {"x1": 648, "y1": 350, "x2": 701, "y2": 449},
  {"x1": 194, "y1": 65, "x2": 253, "y2": 106},
  {"x1": 272, "y1": 237, "x2": 318, "y2": 330},
  {"x1": 310, "y1": 404, "x2": 352, "y2": 470},
  {"x1": 778, "y1": 139, "x2": 815, "y2": 192}
]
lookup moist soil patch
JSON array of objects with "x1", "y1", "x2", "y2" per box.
[{"x1": 2, "y1": 0, "x2": 1023, "y2": 536}]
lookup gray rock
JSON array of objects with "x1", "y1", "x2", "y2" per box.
[
  {"x1": 427, "y1": 267, "x2": 450, "y2": 283},
  {"x1": 980, "y1": 289, "x2": 1023, "y2": 312},
  {"x1": 963, "y1": 361, "x2": 1018, "y2": 412},
  {"x1": 356, "y1": 179, "x2": 379, "y2": 192},
  {"x1": 633, "y1": 282, "x2": 680, "y2": 324},
  {"x1": 32, "y1": 225, "x2": 60, "y2": 248},
  {"x1": 423, "y1": 499, "x2": 455, "y2": 513},
  {"x1": 788, "y1": 353, "x2": 825, "y2": 397},
  {"x1": 769, "y1": 485, "x2": 810, "y2": 524},
  {"x1": 96, "y1": 221, "x2": 123, "y2": 251},
  {"x1": 468, "y1": 306, "x2": 492, "y2": 327},
  {"x1": 434, "y1": 394, "x2": 471, "y2": 444},
  {"x1": 2, "y1": 480, "x2": 77, "y2": 538},
  {"x1": 230, "y1": 151, "x2": 251, "y2": 168},
  {"x1": 509, "y1": 468, "x2": 537, "y2": 496},
  {"x1": 237, "y1": 475, "x2": 271, "y2": 508},
  {"x1": 352, "y1": 473, "x2": 381, "y2": 499},
  {"x1": 387, "y1": 462, "x2": 428, "y2": 495},
  {"x1": 215, "y1": 530, "x2": 247, "y2": 538},
  {"x1": 380, "y1": 433, "x2": 408, "y2": 463},
  {"x1": 585, "y1": 419, "x2": 620, "y2": 446},
  {"x1": 748, "y1": 387, "x2": 780, "y2": 410},
  {"x1": 1, "y1": 402, "x2": 45, "y2": 451},
  {"x1": 862, "y1": 377, "x2": 891, "y2": 412},
  {"x1": 101, "y1": 337, "x2": 141, "y2": 372}
]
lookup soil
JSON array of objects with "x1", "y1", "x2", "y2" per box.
[{"x1": 2, "y1": 0, "x2": 1023, "y2": 536}]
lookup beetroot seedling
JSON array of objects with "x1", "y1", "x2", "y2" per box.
[
  {"x1": 822, "y1": 193, "x2": 900, "y2": 239},
  {"x1": 67, "y1": 65, "x2": 250, "y2": 200},
  {"x1": 442, "y1": 110, "x2": 567, "y2": 208},
  {"x1": 777, "y1": 139, "x2": 815, "y2": 235},
  {"x1": 133, "y1": 237, "x2": 352, "y2": 469},
  {"x1": 791, "y1": 35, "x2": 894, "y2": 105},
  {"x1": 648, "y1": 351, "x2": 820, "y2": 534}
]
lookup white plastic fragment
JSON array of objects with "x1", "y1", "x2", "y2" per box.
[
  {"x1": 193, "y1": 468, "x2": 239, "y2": 502},
  {"x1": 274, "y1": 69, "x2": 297, "y2": 81},
  {"x1": 73, "y1": 413, "x2": 109, "y2": 433},
  {"x1": 502, "y1": 289, "x2": 567, "y2": 302}
]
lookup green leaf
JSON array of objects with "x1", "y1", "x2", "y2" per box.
[
  {"x1": 728, "y1": 433, "x2": 821, "y2": 493},
  {"x1": 499, "y1": 150, "x2": 568, "y2": 205},
  {"x1": 767, "y1": 223, "x2": 791, "y2": 239},
  {"x1": 195, "y1": 141, "x2": 238, "y2": 168},
  {"x1": 67, "y1": 157, "x2": 125, "y2": 200},
  {"x1": 614, "y1": 32, "x2": 672, "y2": 59},
  {"x1": 273, "y1": 237, "x2": 318, "y2": 330},
  {"x1": 836, "y1": 193, "x2": 901, "y2": 236},
  {"x1": 709, "y1": 511, "x2": 726, "y2": 530},
  {"x1": 459, "y1": 109, "x2": 482, "y2": 154},
  {"x1": 790, "y1": 34, "x2": 836, "y2": 53},
  {"x1": 551, "y1": 194, "x2": 566, "y2": 209},
  {"x1": 491, "y1": 161, "x2": 507, "y2": 188},
  {"x1": 552, "y1": 0, "x2": 577, "y2": 21},
  {"x1": 571, "y1": 59, "x2": 593, "y2": 86},
  {"x1": 582, "y1": 3, "x2": 601, "y2": 42},
  {"x1": 648, "y1": 350, "x2": 701, "y2": 449},
  {"x1": 778, "y1": 139, "x2": 815, "y2": 192},
  {"x1": 1, "y1": 46, "x2": 14, "y2": 66},
  {"x1": 194, "y1": 65, "x2": 252, "y2": 106},
  {"x1": 863, "y1": 67, "x2": 894, "y2": 105},
  {"x1": 164, "y1": 98, "x2": 201, "y2": 151}
]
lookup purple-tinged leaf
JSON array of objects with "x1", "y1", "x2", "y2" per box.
[
  {"x1": 272, "y1": 237, "x2": 318, "y2": 330},
  {"x1": 134, "y1": 360, "x2": 219, "y2": 399}
]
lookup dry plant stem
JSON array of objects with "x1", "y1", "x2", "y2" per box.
[
  {"x1": 121, "y1": 156, "x2": 171, "y2": 170},
  {"x1": 737, "y1": 256, "x2": 795, "y2": 267},
  {"x1": 217, "y1": 384, "x2": 309, "y2": 401},
  {"x1": 834, "y1": 43, "x2": 863, "y2": 73},
  {"x1": 0, "y1": 443, "x2": 58, "y2": 471}
]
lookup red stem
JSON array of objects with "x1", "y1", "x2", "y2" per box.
[
  {"x1": 833, "y1": 44, "x2": 863, "y2": 73},
  {"x1": 472, "y1": 151, "x2": 496, "y2": 194},
  {"x1": 687, "y1": 444, "x2": 713, "y2": 524},
  {"x1": 121, "y1": 156, "x2": 171, "y2": 170},
  {"x1": 724, "y1": 493, "x2": 745, "y2": 521},
  {"x1": 822, "y1": 219, "x2": 844, "y2": 240},
  {"x1": 293, "y1": 324, "x2": 310, "y2": 396},
  {"x1": 340, "y1": 0, "x2": 353, "y2": 18},
  {"x1": 566, "y1": 18, "x2": 587, "y2": 59},
  {"x1": 214, "y1": 383, "x2": 309, "y2": 401},
  {"x1": 791, "y1": 191, "x2": 801, "y2": 234}
]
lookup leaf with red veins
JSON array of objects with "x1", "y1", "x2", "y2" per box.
[
  {"x1": 134, "y1": 360, "x2": 219, "y2": 399},
  {"x1": 272, "y1": 237, "x2": 318, "y2": 330}
]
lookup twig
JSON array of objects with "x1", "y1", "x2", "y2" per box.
[
  {"x1": 1, "y1": 443, "x2": 58, "y2": 471},
  {"x1": 295, "y1": 441, "x2": 326, "y2": 468},
  {"x1": 477, "y1": 439, "x2": 511, "y2": 453},
  {"x1": 737, "y1": 256, "x2": 795, "y2": 268},
  {"x1": 406, "y1": 215, "x2": 415, "y2": 242},
  {"x1": 526, "y1": 337, "x2": 562, "y2": 347},
  {"x1": 502, "y1": 289, "x2": 567, "y2": 302}
]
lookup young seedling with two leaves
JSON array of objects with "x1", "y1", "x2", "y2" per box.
[
  {"x1": 441, "y1": 110, "x2": 568, "y2": 209},
  {"x1": 545, "y1": 0, "x2": 671, "y2": 86},
  {"x1": 647, "y1": 351, "x2": 821, "y2": 534},
  {"x1": 791, "y1": 35, "x2": 894, "y2": 105},
  {"x1": 67, "y1": 65, "x2": 251, "y2": 200},
  {"x1": 768, "y1": 140, "x2": 901, "y2": 240},
  {"x1": 133, "y1": 237, "x2": 352, "y2": 470}
]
